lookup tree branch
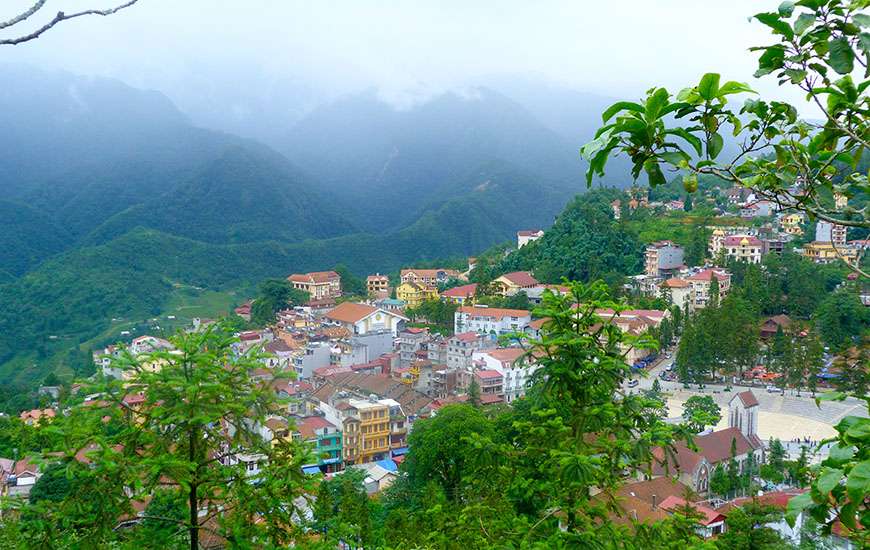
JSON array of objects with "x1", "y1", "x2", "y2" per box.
[
  {"x1": 0, "y1": 1, "x2": 47, "y2": 30},
  {"x1": 0, "y1": 0, "x2": 140, "y2": 46}
]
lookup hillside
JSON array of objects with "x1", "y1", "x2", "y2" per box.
[{"x1": 0, "y1": 200, "x2": 70, "y2": 278}]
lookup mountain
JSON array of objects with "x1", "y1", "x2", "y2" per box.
[
  {"x1": 85, "y1": 146, "x2": 355, "y2": 245},
  {"x1": 281, "y1": 88, "x2": 593, "y2": 231},
  {"x1": 0, "y1": 200, "x2": 70, "y2": 279}
]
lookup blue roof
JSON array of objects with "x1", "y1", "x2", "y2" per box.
[
  {"x1": 391, "y1": 446, "x2": 409, "y2": 456},
  {"x1": 302, "y1": 465, "x2": 321, "y2": 475},
  {"x1": 376, "y1": 459, "x2": 398, "y2": 472}
]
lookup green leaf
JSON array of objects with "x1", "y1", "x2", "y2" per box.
[
  {"x1": 660, "y1": 150, "x2": 690, "y2": 166},
  {"x1": 718, "y1": 81, "x2": 756, "y2": 96},
  {"x1": 845, "y1": 460, "x2": 870, "y2": 504},
  {"x1": 860, "y1": 32, "x2": 870, "y2": 55},
  {"x1": 854, "y1": 14, "x2": 870, "y2": 28},
  {"x1": 845, "y1": 418, "x2": 870, "y2": 441},
  {"x1": 828, "y1": 443, "x2": 856, "y2": 465},
  {"x1": 645, "y1": 88, "x2": 671, "y2": 121},
  {"x1": 601, "y1": 101, "x2": 645, "y2": 123},
  {"x1": 784, "y1": 68, "x2": 808, "y2": 83},
  {"x1": 755, "y1": 12, "x2": 795, "y2": 39},
  {"x1": 580, "y1": 128, "x2": 615, "y2": 161},
  {"x1": 816, "y1": 391, "x2": 846, "y2": 406},
  {"x1": 828, "y1": 38, "x2": 855, "y2": 74},
  {"x1": 785, "y1": 492, "x2": 812, "y2": 527},
  {"x1": 817, "y1": 467, "x2": 843, "y2": 494},
  {"x1": 665, "y1": 128, "x2": 703, "y2": 156},
  {"x1": 644, "y1": 159, "x2": 666, "y2": 187},
  {"x1": 707, "y1": 133, "x2": 724, "y2": 160},
  {"x1": 794, "y1": 13, "x2": 816, "y2": 35},
  {"x1": 697, "y1": 73, "x2": 721, "y2": 101},
  {"x1": 755, "y1": 45, "x2": 787, "y2": 77},
  {"x1": 778, "y1": 1, "x2": 795, "y2": 17}
]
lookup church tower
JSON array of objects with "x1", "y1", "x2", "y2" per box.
[{"x1": 728, "y1": 390, "x2": 758, "y2": 439}]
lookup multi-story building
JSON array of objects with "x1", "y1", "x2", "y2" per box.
[
  {"x1": 472, "y1": 348, "x2": 539, "y2": 403},
  {"x1": 644, "y1": 241, "x2": 685, "y2": 277},
  {"x1": 660, "y1": 277, "x2": 694, "y2": 312},
  {"x1": 324, "y1": 302, "x2": 407, "y2": 336},
  {"x1": 447, "y1": 332, "x2": 491, "y2": 370},
  {"x1": 779, "y1": 212, "x2": 806, "y2": 236},
  {"x1": 287, "y1": 271, "x2": 342, "y2": 300},
  {"x1": 815, "y1": 221, "x2": 847, "y2": 247},
  {"x1": 474, "y1": 370, "x2": 504, "y2": 400},
  {"x1": 339, "y1": 399, "x2": 391, "y2": 465},
  {"x1": 366, "y1": 274, "x2": 390, "y2": 299},
  {"x1": 454, "y1": 306, "x2": 532, "y2": 335},
  {"x1": 803, "y1": 241, "x2": 860, "y2": 265},
  {"x1": 395, "y1": 282, "x2": 439, "y2": 308},
  {"x1": 400, "y1": 268, "x2": 462, "y2": 287},
  {"x1": 722, "y1": 235, "x2": 763, "y2": 264},
  {"x1": 687, "y1": 268, "x2": 731, "y2": 309},
  {"x1": 397, "y1": 327, "x2": 430, "y2": 367},
  {"x1": 296, "y1": 416, "x2": 343, "y2": 473},
  {"x1": 516, "y1": 229, "x2": 544, "y2": 248}
]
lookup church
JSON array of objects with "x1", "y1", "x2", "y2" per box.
[{"x1": 651, "y1": 391, "x2": 765, "y2": 494}]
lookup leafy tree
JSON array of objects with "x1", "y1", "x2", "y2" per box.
[
  {"x1": 28, "y1": 462, "x2": 72, "y2": 504},
  {"x1": 684, "y1": 224, "x2": 709, "y2": 267},
  {"x1": 250, "y1": 278, "x2": 309, "y2": 327},
  {"x1": 709, "y1": 464, "x2": 730, "y2": 498},
  {"x1": 334, "y1": 263, "x2": 366, "y2": 297},
  {"x1": 814, "y1": 289, "x2": 869, "y2": 351},
  {"x1": 466, "y1": 378, "x2": 481, "y2": 408},
  {"x1": 314, "y1": 468, "x2": 376, "y2": 547},
  {"x1": 681, "y1": 395, "x2": 721, "y2": 433},
  {"x1": 42, "y1": 372, "x2": 61, "y2": 387},
  {"x1": 715, "y1": 502, "x2": 786, "y2": 549},
  {"x1": 582, "y1": 0, "x2": 869, "y2": 276}
]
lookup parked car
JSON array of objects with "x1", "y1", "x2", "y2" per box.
[
  {"x1": 766, "y1": 385, "x2": 779, "y2": 393},
  {"x1": 627, "y1": 379, "x2": 639, "y2": 388}
]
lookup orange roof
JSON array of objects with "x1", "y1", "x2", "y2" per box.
[
  {"x1": 688, "y1": 269, "x2": 729, "y2": 282},
  {"x1": 325, "y1": 302, "x2": 377, "y2": 323},
  {"x1": 288, "y1": 271, "x2": 339, "y2": 284},
  {"x1": 497, "y1": 271, "x2": 539, "y2": 287},
  {"x1": 659, "y1": 496, "x2": 724, "y2": 525},
  {"x1": 480, "y1": 348, "x2": 525, "y2": 363},
  {"x1": 662, "y1": 277, "x2": 691, "y2": 288},
  {"x1": 442, "y1": 283, "x2": 478, "y2": 298}
]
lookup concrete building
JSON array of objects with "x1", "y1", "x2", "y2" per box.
[
  {"x1": 366, "y1": 274, "x2": 390, "y2": 299},
  {"x1": 472, "y1": 347, "x2": 539, "y2": 403},
  {"x1": 721, "y1": 235, "x2": 763, "y2": 264},
  {"x1": 516, "y1": 229, "x2": 544, "y2": 248},
  {"x1": 454, "y1": 306, "x2": 532, "y2": 335},
  {"x1": 687, "y1": 268, "x2": 731, "y2": 309},
  {"x1": 644, "y1": 241, "x2": 685, "y2": 277},
  {"x1": 324, "y1": 302, "x2": 407, "y2": 336},
  {"x1": 287, "y1": 271, "x2": 342, "y2": 300},
  {"x1": 815, "y1": 221, "x2": 847, "y2": 247}
]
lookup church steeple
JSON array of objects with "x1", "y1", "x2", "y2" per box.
[{"x1": 729, "y1": 390, "x2": 758, "y2": 438}]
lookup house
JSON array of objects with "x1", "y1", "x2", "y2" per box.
[
  {"x1": 492, "y1": 271, "x2": 539, "y2": 296},
  {"x1": 779, "y1": 212, "x2": 806, "y2": 236},
  {"x1": 350, "y1": 461, "x2": 398, "y2": 494},
  {"x1": 397, "y1": 327, "x2": 431, "y2": 367},
  {"x1": 659, "y1": 496, "x2": 727, "y2": 538},
  {"x1": 474, "y1": 370, "x2": 504, "y2": 399},
  {"x1": 366, "y1": 274, "x2": 390, "y2": 299},
  {"x1": 660, "y1": 278, "x2": 694, "y2": 312},
  {"x1": 645, "y1": 241, "x2": 685, "y2": 277},
  {"x1": 400, "y1": 268, "x2": 462, "y2": 286},
  {"x1": 803, "y1": 241, "x2": 860, "y2": 265},
  {"x1": 517, "y1": 229, "x2": 544, "y2": 248},
  {"x1": 816, "y1": 221, "x2": 847, "y2": 247},
  {"x1": 595, "y1": 309, "x2": 668, "y2": 364},
  {"x1": 447, "y1": 332, "x2": 492, "y2": 370},
  {"x1": 760, "y1": 314, "x2": 792, "y2": 339},
  {"x1": 324, "y1": 302, "x2": 407, "y2": 336},
  {"x1": 395, "y1": 282, "x2": 439, "y2": 308},
  {"x1": 287, "y1": 271, "x2": 342, "y2": 300},
  {"x1": 651, "y1": 391, "x2": 763, "y2": 495},
  {"x1": 721, "y1": 235, "x2": 763, "y2": 264},
  {"x1": 234, "y1": 302, "x2": 252, "y2": 321},
  {"x1": 296, "y1": 416, "x2": 342, "y2": 473},
  {"x1": 611, "y1": 199, "x2": 622, "y2": 219},
  {"x1": 441, "y1": 283, "x2": 478, "y2": 305},
  {"x1": 19, "y1": 408, "x2": 55, "y2": 426},
  {"x1": 1, "y1": 458, "x2": 41, "y2": 499},
  {"x1": 687, "y1": 268, "x2": 731, "y2": 309},
  {"x1": 524, "y1": 284, "x2": 570, "y2": 305},
  {"x1": 454, "y1": 306, "x2": 532, "y2": 335},
  {"x1": 373, "y1": 297, "x2": 406, "y2": 313},
  {"x1": 472, "y1": 347, "x2": 539, "y2": 402}
]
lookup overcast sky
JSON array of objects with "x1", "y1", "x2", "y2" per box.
[{"x1": 2, "y1": 0, "x2": 813, "y2": 124}]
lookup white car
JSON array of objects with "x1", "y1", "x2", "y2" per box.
[
  {"x1": 766, "y1": 385, "x2": 779, "y2": 393},
  {"x1": 627, "y1": 379, "x2": 639, "y2": 388}
]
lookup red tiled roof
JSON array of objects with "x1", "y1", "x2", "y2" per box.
[
  {"x1": 296, "y1": 416, "x2": 335, "y2": 439},
  {"x1": 662, "y1": 277, "x2": 691, "y2": 288},
  {"x1": 498, "y1": 271, "x2": 539, "y2": 287},
  {"x1": 476, "y1": 369, "x2": 503, "y2": 379},
  {"x1": 453, "y1": 332, "x2": 482, "y2": 342},
  {"x1": 736, "y1": 390, "x2": 759, "y2": 408},
  {"x1": 325, "y1": 302, "x2": 377, "y2": 324},
  {"x1": 517, "y1": 229, "x2": 543, "y2": 237},
  {"x1": 480, "y1": 348, "x2": 525, "y2": 363},
  {"x1": 458, "y1": 306, "x2": 530, "y2": 320},
  {"x1": 723, "y1": 235, "x2": 762, "y2": 246},
  {"x1": 288, "y1": 271, "x2": 339, "y2": 284},
  {"x1": 659, "y1": 496, "x2": 724, "y2": 525},
  {"x1": 688, "y1": 269, "x2": 730, "y2": 282},
  {"x1": 442, "y1": 283, "x2": 478, "y2": 298}
]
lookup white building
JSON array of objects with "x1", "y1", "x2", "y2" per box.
[
  {"x1": 323, "y1": 302, "x2": 407, "y2": 336},
  {"x1": 516, "y1": 229, "x2": 544, "y2": 248},
  {"x1": 454, "y1": 306, "x2": 531, "y2": 335},
  {"x1": 472, "y1": 347, "x2": 539, "y2": 403},
  {"x1": 645, "y1": 241, "x2": 685, "y2": 277},
  {"x1": 721, "y1": 235, "x2": 763, "y2": 264}
]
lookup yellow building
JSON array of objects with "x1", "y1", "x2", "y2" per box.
[
  {"x1": 780, "y1": 213, "x2": 805, "y2": 236},
  {"x1": 803, "y1": 241, "x2": 859, "y2": 265},
  {"x1": 395, "y1": 282, "x2": 439, "y2": 308},
  {"x1": 340, "y1": 399, "x2": 391, "y2": 464}
]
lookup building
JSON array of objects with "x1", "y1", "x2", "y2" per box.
[
  {"x1": 517, "y1": 229, "x2": 544, "y2": 248},
  {"x1": 611, "y1": 199, "x2": 622, "y2": 219},
  {"x1": 447, "y1": 332, "x2": 491, "y2": 370},
  {"x1": 659, "y1": 497, "x2": 726, "y2": 538},
  {"x1": 779, "y1": 212, "x2": 805, "y2": 236},
  {"x1": 687, "y1": 268, "x2": 731, "y2": 309},
  {"x1": 296, "y1": 416, "x2": 342, "y2": 473},
  {"x1": 454, "y1": 306, "x2": 532, "y2": 335},
  {"x1": 762, "y1": 237, "x2": 786, "y2": 256},
  {"x1": 474, "y1": 370, "x2": 504, "y2": 400},
  {"x1": 400, "y1": 268, "x2": 462, "y2": 287},
  {"x1": 397, "y1": 327, "x2": 431, "y2": 367},
  {"x1": 441, "y1": 283, "x2": 478, "y2": 305},
  {"x1": 644, "y1": 241, "x2": 685, "y2": 277},
  {"x1": 651, "y1": 391, "x2": 763, "y2": 495},
  {"x1": 803, "y1": 241, "x2": 860, "y2": 265},
  {"x1": 287, "y1": 271, "x2": 342, "y2": 300},
  {"x1": 815, "y1": 221, "x2": 847, "y2": 247},
  {"x1": 395, "y1": 282, "x2": 439, "y2": 308},
  {"x1": 492, "y1": 271, "x2": 539, "y2": 296},
  {"x1": 760, "y1": 314, "x2": 791, "y2": 339},
  {"x1": 339, "y1": 399, "x2": 391, "y2": 465},
  {"x1": 660, "y1": 278, "x2": 694, "y2": 312},
  {"x1": 324, "y1": 302, "x2": 407, "y2": 336},
  {"x1": 472, "y1": 347, "x2": 539, "y2": 402},
  {"x1": 721, "y1": 235, "x2": 763, "y2": 264},
  {"x1": 366, "y1": 274, "x2": 390, "y2": 299}
]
